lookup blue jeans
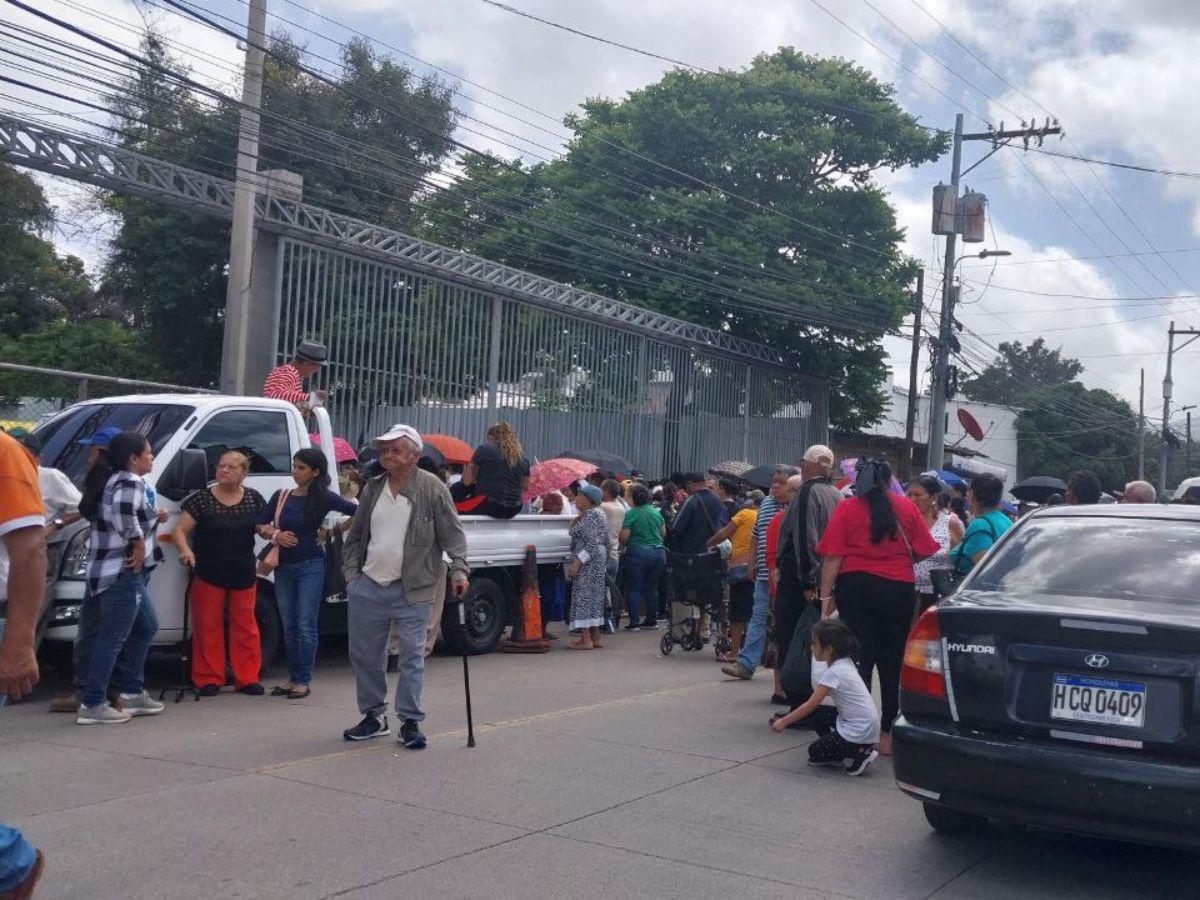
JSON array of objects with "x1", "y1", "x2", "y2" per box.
[
  {"x1": 275, "y1": 557, "x2": 325, "y2": 686},
  {"x1": 736, "y1": 578, "x2": 772, "y2": 673},
  {"x1": 81, "y1": 570, "x2": 158, "y2": 708},
  {"x1": 624, "y1": 545, "x2": 666, "y2": 623}
]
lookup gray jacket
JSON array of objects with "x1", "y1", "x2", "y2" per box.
[
  {"x1": 776, "y1": 476, "x2": 842, "y2": 590},
  {"x1": 342, "y1": 468, "x2": 469, "y2": 604}
]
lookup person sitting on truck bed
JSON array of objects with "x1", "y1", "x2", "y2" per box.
[
  {"x1": 262, "y1": 340, "x2": 327, "y2": 414},
  {"x1": 258, "y1": 448, "x2": 358, "y2": 700},
  {"x1": 449, "y1": 422, "x2": 530, "y2": 519},
  {"x1": 341, "y1": 424, "x2": 469, "y2": 747}
]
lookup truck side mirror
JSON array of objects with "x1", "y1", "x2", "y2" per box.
[{"x1": 158, "y1": 448, "x2": 209, "y2": 502}]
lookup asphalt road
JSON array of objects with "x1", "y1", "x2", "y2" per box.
[{"x1": 3, "y1": 629, "x2": 1198, "y2": 899}]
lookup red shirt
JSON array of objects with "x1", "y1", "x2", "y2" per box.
[
  {"x1": 815, "y1": 494, "x2": 939, "y2": 584},
  {"x1": 765, "y1": 510, "x2": 785, "y2": 598},
  {"x1": 263, "y1": 364, "x2": 307, "y2": 404}
]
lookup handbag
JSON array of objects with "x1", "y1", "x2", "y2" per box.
[
  {"x1": 932, "y1": 515, "x2": 1000, "y2": 600},
  {"x1": 256, "y1": 488, "x2": 291, "y2": 577}
]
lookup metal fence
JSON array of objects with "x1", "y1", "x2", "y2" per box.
[
  {"x1": 0, "y1": 362, "x2": 215, "y2": 431},
  {"x1": 276, "y1": 239, "x2": 828, "y2": 473}
]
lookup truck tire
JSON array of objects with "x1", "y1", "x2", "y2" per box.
[
  {"x1": 255, "y1": 581, "x2": 283, "y2": 666},
  {"x1": 441, "y1": 576, "x2": 506, "y2": 656}
]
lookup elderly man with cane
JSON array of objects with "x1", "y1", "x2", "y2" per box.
[{"x1": 341, "y1": 425, "x2": 469, "y2": 749}]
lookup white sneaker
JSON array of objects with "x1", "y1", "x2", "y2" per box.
[
  {"x1": 118, "y1": 691, "x2": 165, "y2": 717},
  {"x1": 77, "y1": 702, "x2": 132, "y2": 725}
]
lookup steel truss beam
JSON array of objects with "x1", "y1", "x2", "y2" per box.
[{"x1": 0, "y1": 114, "x2": 814, "y2": 373}]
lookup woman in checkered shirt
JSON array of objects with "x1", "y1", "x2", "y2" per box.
[{"x1": 75, "y1": 432, "x2": 165, "y2": 725}]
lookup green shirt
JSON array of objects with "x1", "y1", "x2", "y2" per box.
[{"x1": 622, "y1": 504, "x2": 665, "y2": 549}]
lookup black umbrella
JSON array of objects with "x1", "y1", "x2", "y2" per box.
[
  {"x1": 1011, "y1": 475, "x2": 1068, "y2": 504},
  {"x1": 555, "y1": 449, "x2": 634, "y2": 475},
  {"x1": 741, "y1": 463, "x2": 787, "y2": 491}
]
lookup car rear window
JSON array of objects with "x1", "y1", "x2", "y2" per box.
[{"x1": 968, "y1": 516, "x2": 1200, "y2": 604}]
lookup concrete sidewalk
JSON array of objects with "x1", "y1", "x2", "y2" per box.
[{"x1": 3, "y1": 630, "x2": 1198, "y2": 899}]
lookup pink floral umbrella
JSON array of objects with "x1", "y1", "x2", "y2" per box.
[
  {"x1": 528, "y1": 457, "x2": 597, "y2": 497},
  {"x1": 309, "y1": 433, "x2": 358, "y2": 464}
]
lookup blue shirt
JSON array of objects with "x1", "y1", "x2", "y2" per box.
[
  {"x1": 260, "y1": 488, "x2": 358, "y2": 565},
  {"x1": 954, "y1": 509, "x2": 1012, "y2": 573}
]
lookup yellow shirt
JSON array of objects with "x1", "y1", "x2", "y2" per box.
[{"x1": 729, "y1": 507, "x2": 757, "y2": 567}]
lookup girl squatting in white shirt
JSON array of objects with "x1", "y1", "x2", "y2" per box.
[{"x1": 771, "y1": 618, "x2": 881, "y2": 776}]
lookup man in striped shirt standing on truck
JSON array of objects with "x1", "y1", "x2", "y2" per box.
[{"x1": 262, "y1": 340, "x2": 328, "y2": 412}]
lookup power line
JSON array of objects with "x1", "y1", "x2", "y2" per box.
[{"x1": 1030, "y1": 147, "x2": 1200, "y2": 180}]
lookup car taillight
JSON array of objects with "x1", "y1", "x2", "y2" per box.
[{"x1": 901, "y1": 607, "x2": 945, "y2": 699}]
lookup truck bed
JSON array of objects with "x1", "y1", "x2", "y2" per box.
[{"x1": 458, "y1": 513, "x2": 573, "y2": 569}]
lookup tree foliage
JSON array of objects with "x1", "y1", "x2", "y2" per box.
[
  {"x1": 962, "y1": 338, "x2": 1146, "y2": 489},
  {"x1": 962, "y1": 338, "x2": 1083, "y2": 407},
  {"x1": 419, "y1": 49, "x2": 946, "y2": 430},
  {"x1": 0, "y1": 162, "x2": 94, "y2": 336},
  {"x1": 97, "y1": 30, "x2": 457, "y2": 387}
]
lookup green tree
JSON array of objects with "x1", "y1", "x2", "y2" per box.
[
  {"x1": 1017, "y1": 383, "x2": 1141, "y2": 490},
  {"x1": 0, "y1": 162, "x2": 94, "y2": 335},
  {"x1": 0, "y1": 319, "x2": 159, "y2": 403},
  {"x1": 98, "y1": 30, "x2": 457, "y2": 387},
  {"x1": 420, "y1": 49, "x2": 946, "y2": 430},
  {"x1": 962, "y1": 338, "x2": 1083, "y2": 407}
]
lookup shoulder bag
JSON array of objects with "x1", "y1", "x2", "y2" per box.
[{"x1": 256, "y1": 488, "x2": 292, "y2": 577}]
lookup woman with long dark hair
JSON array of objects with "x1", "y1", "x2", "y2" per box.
[
  {"x1": 258, "y1": 448, "x2": 357, "y2": 699},
  {"x1": 815, "y1": 457, "x2": 939, "y2": 755},
  {"x1": 77, "y1": 431, "x2": 165, "y2": 725}
]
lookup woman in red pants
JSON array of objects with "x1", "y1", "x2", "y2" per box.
[{"x1": 172, "y1": 451, "x2": 268, "y2": 696}]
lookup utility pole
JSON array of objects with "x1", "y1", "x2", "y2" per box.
[
  {"x1": 927, "y1": 116, "x2": 1062, "y2": 470},
  {"x1": 1188, "y1": 411, "x2": 1193, "y2": 477},
  {"x1": 1138, "y1": 367, "x2": 1145, "y2": 482},
  {"x1": 902, "y1": 268, "x2": 925, "y2": 477},
  {"x1": 1160, "y1": 323, "x2": 1200, "y2": 496},
  {"x1": 926, "y1": 115, "x2": 963, "y2": 472},
  {"x1": 220, "y1": 0, "x2": 268, "y2": 396}
]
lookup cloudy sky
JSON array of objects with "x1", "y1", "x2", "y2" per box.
[{"x1": 7, "y1": 0, "x2": 1200, "y2": 432}]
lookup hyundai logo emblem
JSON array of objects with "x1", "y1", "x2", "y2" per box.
[{"x1": 1084, "y1": 653, "x2": 1110, "y2": 669}]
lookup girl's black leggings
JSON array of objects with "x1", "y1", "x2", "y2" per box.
[{"x1": 833, "y1": 571, "x2": 916, "y2": 733}]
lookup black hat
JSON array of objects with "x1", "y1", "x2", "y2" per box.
[{"x1": 295, "y1": 339, "x2": 328, "y2": 364}]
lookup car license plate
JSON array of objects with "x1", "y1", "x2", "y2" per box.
[{"x1": 1051, "y1": 674, "x2": 1145, "y2": 728}]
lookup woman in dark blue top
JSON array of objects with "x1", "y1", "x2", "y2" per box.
[{"x1": 259, "y1": 448, "x2": 357, "y2": 698}]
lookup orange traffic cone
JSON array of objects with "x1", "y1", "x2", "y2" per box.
[{"x1": 500, "y1": 545, "x2": 550, "y2": 653}]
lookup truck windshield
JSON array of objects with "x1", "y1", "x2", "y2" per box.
[
  {"x1": 967, "y1": 516, "x2": 1200, "y2": 604},
  {"x1": 34, "y1": 402, "x2": 194, "y2": 487}
]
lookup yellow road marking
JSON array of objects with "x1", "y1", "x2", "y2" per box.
[{"x1": 255, "y1": 680, "x2": 719, "y2": 775}]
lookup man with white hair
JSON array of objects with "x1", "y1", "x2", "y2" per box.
[
  {"x1": 341, "y1": 425, "x2": 469, "y2": 748},
  {"x1": 1119, "y1": 480, "x2": 1156, "y2": 504},
  {"x1": 770, "y1": 446, "x2": 842, "y2": 704}
]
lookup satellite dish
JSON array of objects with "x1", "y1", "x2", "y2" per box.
[{"x1": 958, "y1": 408, "x2": 985, "y2": 441}]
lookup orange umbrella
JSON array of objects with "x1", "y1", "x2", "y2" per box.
[{"x1": 422, "y1": 433, "x2": 474, "y2": 465}]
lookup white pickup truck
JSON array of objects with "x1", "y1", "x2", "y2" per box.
[{"x1": 33, "y1": 394, "x2": 573, "y2": 659}]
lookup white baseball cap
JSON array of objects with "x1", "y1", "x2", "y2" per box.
[
  {"x1": 372, "y1": 424, "x2": 423, "y2": 451},
  {"x1": 802, "y1": 444, "x2": 835, "y2": 466}
]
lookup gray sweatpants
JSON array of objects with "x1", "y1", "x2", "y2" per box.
[{"x1": 348, "y1": 575, "x2": 428, "y2": 722}]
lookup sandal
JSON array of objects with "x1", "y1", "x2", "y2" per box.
[
  {"x1": 270, "y1": 685, "x2": 293, "y2": 697},
  {"x1": 567, "y1": 641, "x2": 594, "y2": 650},
  {"x1": 716, "y1": 652, "x2": 737, "y2": 663},
  {"x1": 287, "y1": 687, "x2": 311, "y2": 699}
]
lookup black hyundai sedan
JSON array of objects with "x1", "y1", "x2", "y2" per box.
[{"x1": 893, "y1": 504, "x2": 1200, "y2": 849}]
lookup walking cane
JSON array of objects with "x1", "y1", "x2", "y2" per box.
[{"x1": 457, "y1": 595, "x2": 476, "y2": 748}]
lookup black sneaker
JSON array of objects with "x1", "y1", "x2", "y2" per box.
[
  {"x1": 237, "y1": 682, "x2": 265, "y2": 696},
  {"x1": 846, "y1": 749, "x2": 879, "y2": 776},
  {"x1": 640, "y1": 618, "x2": 659, "y2": 630},
  {"x1": 399, "y1": 719, "x2": 427, "y2": 750},
  {"x1": 197, "y1": 684, "x2": 220, "y2": 698},
  {"x1": 622, "y1": 623, "x2": 641, "y2": 632},
  {"x1": 343, "y1": 714, "x2": 389, "y2": 742}
]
